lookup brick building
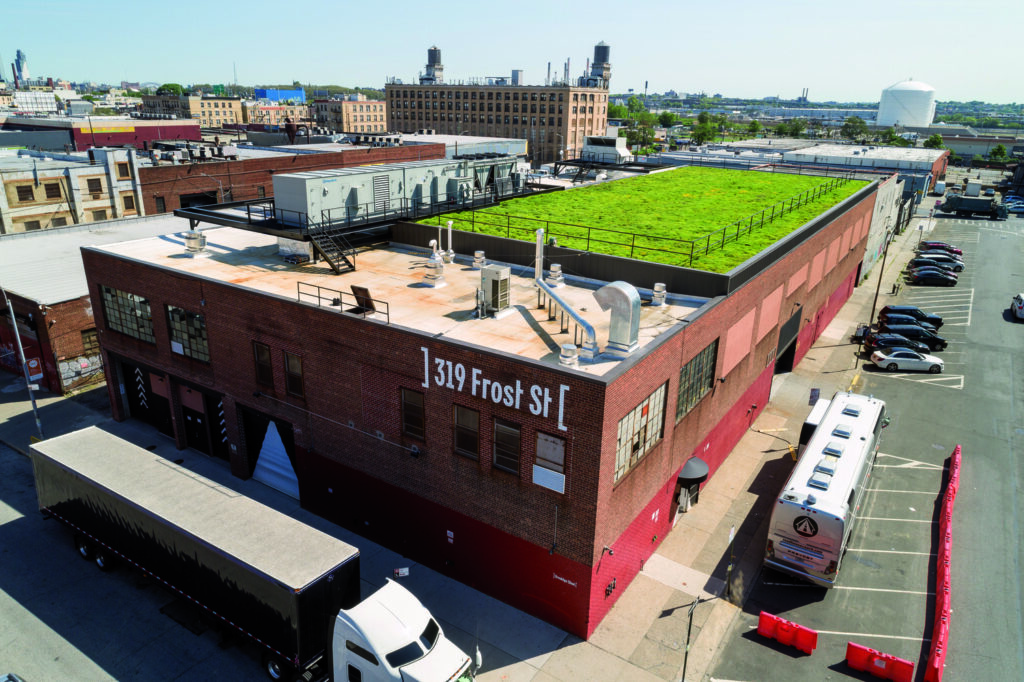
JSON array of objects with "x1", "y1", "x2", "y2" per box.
[
  {"x1": 0, "y1": 148, "x2": 143, "y2": 234},
  {"x1": 0, "y1": 115, "x2": 200, "y2": 150},
  {"x1": 141, "y1": 94, "x2": 244, "y2": 129},
  {"x1": 245, "y1": 103, "x2": 310, "y2": 127},
  {"x1": 80, "y1": 169, "x2": 879, "y2": 638},
  {"x1": 385, "y1": 45, "x2": 611, "y2": 166},
  {"x1": 311, "y1": 97, "x2": 388, "y2": 133},
  {"x1": 137, "y1": 143, "x2": 445, "y2": 214}
]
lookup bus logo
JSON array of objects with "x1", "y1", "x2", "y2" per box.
[{"x1": 794, "y1": 516, "x2": 818, "y2": 537}]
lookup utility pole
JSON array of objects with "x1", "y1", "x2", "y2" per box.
[{"x1": 2, "y1": 287, "x2": 43, "y2": 440}]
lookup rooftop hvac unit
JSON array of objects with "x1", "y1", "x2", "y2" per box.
[{"x1": 481, "y1": 264, "x2": 511, "y2": 315}]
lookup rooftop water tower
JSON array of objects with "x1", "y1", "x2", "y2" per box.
[{"x1": 420, "y1": 46, "x2": 444, "y2": 85}]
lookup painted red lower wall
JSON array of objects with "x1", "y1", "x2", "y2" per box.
[
  {"x1": 301, "y1": 453, "x2": 593, "y2": 637},
  {"x1": 795, "y1": 268, "x2": 857, "y2": 366}
]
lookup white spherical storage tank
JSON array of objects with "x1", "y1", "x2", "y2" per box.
[{"x1": 877, "y1": 80, "x2": 936, "y2": 127}]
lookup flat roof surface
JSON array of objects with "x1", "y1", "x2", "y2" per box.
[
  {"x1": 786, "y1": 143, "x2": 946, "y2": 162},
  {"x1": 91, "y1": 226, "x2": 703, "y2": 376},
  {"x1": 32, "y1": 426, "x2": 359, "y2": 588},
  {"x1": 0, "y1": 214, "x2": 190, "y2": 304},
  {"x1": 0, "y1": 154, "x2": 94, "y2": 171},
  {"x1": 402, "y1": 133, "x2": 521, "y2": 145}
]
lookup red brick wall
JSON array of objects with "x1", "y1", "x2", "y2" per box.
[
  {"x1": 137, "y1": 144, "x2": 446, "y2": 215},
  {"x1": 72, "y1": 122, "x2": 201, "y2": 151}
]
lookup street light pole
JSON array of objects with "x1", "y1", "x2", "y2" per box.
[{"x1": 2, "y1": 287, "x2": 43, "y2": 440}]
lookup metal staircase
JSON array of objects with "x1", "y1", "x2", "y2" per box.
[{"x1": 308, "y1": 224, "x2": 357, "y2": 274}]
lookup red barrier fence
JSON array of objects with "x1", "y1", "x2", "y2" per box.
[
  {"x1": 846, "y1": 642, "x2": 914, "y2": 682},
  {"x1": 757, "y1": 611, "x2": 818, "y2": 655},
  {"x1": 923, "y1": 444, "x2": 961, "y2": 682}
]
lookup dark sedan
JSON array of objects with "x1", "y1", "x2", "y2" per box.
[
  {"x1": 864, "y1": 333, "x2": 930, "y2": 354},
  {"x1": 908, "y1": 269, "x2": 958, "y2": 286},
  {"x1": 908, "y1": 257, "x2": 957, "y2": 272}
]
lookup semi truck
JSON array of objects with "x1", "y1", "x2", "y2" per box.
[
  {"x1": 939, "y1": 194, "x2": 1007, "y2": 220},
  {"x1": 31, "y1": 427, "x2": 478, "y2": 682}
]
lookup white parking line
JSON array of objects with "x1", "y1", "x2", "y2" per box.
[
  {"x1": 867, "y1": 488, "x2": 937, "y2": 494},
  {"x1": 814, "y1": 629, "x2": 930, "y2": 642},
  {"x1": 834, "y1": 586, "x2": 934, "y2": 596},
  {"x1": 859, "y1": 517, "x2": 933, "y2": 523},
  {"x1": 875, "y1": 454, "x2": 943, "y2": 469},
  {"x1": 849, "y1": 548, "x2": 936, "y2": 556}
]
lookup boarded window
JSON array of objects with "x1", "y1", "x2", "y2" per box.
[
  {"x1": 493, "y1": 419, "x2": 521, "y2": 474},
  {"x1": 401, "y1": 388, "x2": 425, "y2": 440},
  {"x1": 44, "y1": 183, "x2": 61, "y2": 199},
  {"x1": 284, "y1": 352, "x2": 304, "y2": 397},
  {"x1": 453, "y1": 405, "x2": 479, "y2": 459},
  {"x1": 91, "y1": 210, "x2": 107, "y2": 221},
  {"x1": 81, "y1": 329, "x2": 100, "y2": 354},
  {"x1": 16, "y1": 185, "x2": 34, "y2": 202},
  {"x1": 155, "y1": 196, "x2": 166, "y2": 213},
  {"x1": 253, "y1": 342, "x2": 273, "y2": 386},
  {"x1": 87, "y1": 178, "x2": 102, "y2": 194},
  {"x1": 24, "y1": 220, "x2": 41, "y2": 231},
  {"x1": 533, "y1": 432, "x2": 566, "y2": 493}
]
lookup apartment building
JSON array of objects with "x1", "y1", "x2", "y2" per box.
[
  {"x1": 141, "y1": 94, "x2": 244, "y2": 128},
  {"x1": 245, "y1": 103, "x2": 310, "y2": 127},
  {"x1": 311, "y1": 98, "x2": 388, "y2": 133}
]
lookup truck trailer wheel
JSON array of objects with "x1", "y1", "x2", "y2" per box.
[
  {"x1": 262, "y1": 652, "x2": 294, "y2": 681},
  {"x1": 75, "y1": 534, "x2": 92, "y2": 560},
  {"x1": 93, "y1": 547, "x2": 116, "y2": 572}
]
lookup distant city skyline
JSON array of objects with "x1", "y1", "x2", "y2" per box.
[{"x1": 1, "y1": 0, "x2": 1020, "y2": 104}]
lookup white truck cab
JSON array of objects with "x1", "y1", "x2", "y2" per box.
[{"x1": 333, "y1": 580, "x2": 477, "y2": 682}]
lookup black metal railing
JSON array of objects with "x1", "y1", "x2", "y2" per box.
[
  {"x1": 296, "y1": 282, "x2": 389, "y2": 324},
  {"x1": 419, "y1": 175, "x2": 856, "y2": 267}
]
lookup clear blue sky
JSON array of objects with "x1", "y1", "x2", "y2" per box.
[{"x1": 1, "y1": 0, "x2": 1020, "y2": 104}]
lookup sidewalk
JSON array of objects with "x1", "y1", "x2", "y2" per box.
[{"x1": 0, "y1": 213, "x2": 932, "y2": 682}]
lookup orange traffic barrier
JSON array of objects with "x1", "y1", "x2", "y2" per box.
[
  {"x1": 923, "y1": 444, "x2": 961, "y2": 682},
  {"x1": 757, "y1": 611, "x2": 818, "y2": 655},
  {"x1": 846, "y1": 642, "x2": 914, "y2": 682},
  {"x1": 923, "y1": 621, "x2": 948, "y2": 682}
]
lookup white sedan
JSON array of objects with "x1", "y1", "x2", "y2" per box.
[{"x1": 871, "y1": 349, "x2": 944, "y2": 374}]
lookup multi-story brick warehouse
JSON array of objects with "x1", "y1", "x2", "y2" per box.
[
  {"x1": 386, "y1": 44, "x2": 611, "y2": 166},
  {"x1": 81, "y1": 173, "x2": 880, "y2": 638},
  {"x1": 311, "y1": 97, "x2": 388, "y2": 133}
]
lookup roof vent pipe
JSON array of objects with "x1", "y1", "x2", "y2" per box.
[
  {"x1": 534, "y1": 229, "x2": 599, "y2": 360},
  {"x1": 651, "y1": 282, "x2": 667, "y2": 306},
  {"x1": 472, "y1": 250, "x2": 486, "y2": 269},
  {"x1": 594, "y1": 281, "x2": 641, "y2": 357},
  {"x1": 443, "y1": 220, "x2": 455, "y2": 263}
]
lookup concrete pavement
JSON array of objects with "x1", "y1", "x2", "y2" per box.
[{"x1": 0, "y1": 208, "x2": 935, "y2": 681}]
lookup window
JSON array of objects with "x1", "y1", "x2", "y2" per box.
[
  {"x1": 345, "y1": 640, "x2": 379, "y2": 666},
  {"x1": 284, "y1": 351, "x2": 304, "y2": 397},
  {"x1": 253, "y1": 342, "x2": 273, "y2": 386},
  {"x1": 453, "y1": 405, "x2": 479, "y2": 459},
  {"x1": 493, "y1": 419, "x2": 521, "y2": 474},
  {"x1": 155, "y1": 196, "x2": 166, "y2": 213},
  {"x1": 676, "y1": 340, "x2": 719, "y2": 420},
  {"x1": 81, "y1": 329, "x2": 100, "y2": 354},
  {"x1": 24, "y1": 220, "x2": 41, "y2": 231},
  {"x1": 257, "y1": 185, "x2": 266, "y2": 198},
  {"x1": 117, "y1": 162, "x2": 130, "y2": 179},
  {"x1": 52, "y1": 217, "x2": 67, "y2": 227},
  {"x1": 533, "y1": 432, "x2": 566, "y2": 493},
  {"x1": 101, "y1": 286, "x2": 155, "y2": 343},
  {"x1": 16, "y1": 185, "x2": 34, "y2": 202},
  {"x1": 44, "y1": 183, "x2": 61, "y2": 199},
  {"x1": 123, "y1": 194, "x2": 136, "y2": 211},
  {"x1": 401, "y1": 388, "x2": 425, "y2": 440},
  {"x1": 614, "y1": 383, "x2": 668, "y2": 482},
  {"x1": 87, "y1": 178, "x2": 103, "y2": 195},
  {"x1": 91, "y1": 210, "x2": 107, "y2": 221},
  {"x1": 167, "y1": 306, "x2": 210, "y2": 362}
]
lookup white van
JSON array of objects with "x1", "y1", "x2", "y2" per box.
[
  {"x1": 764, "y1": 392, "x2": 889, "y2": 587},
  {"x1": 933, "y1": 180, "x2": 946, "y2": 195}
]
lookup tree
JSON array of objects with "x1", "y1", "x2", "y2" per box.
[
  {"x1": 607, "y1": 102, "x2": 628, "y2": 119},
  {"x1": 774, "y1": 122, "x2": 791, "y2": 137},
  {"x1": 788, "y1": 119, "x2": 807, "y2": 137},
  {"x1": 923, "y1": 133, "x2": 944, "y2": 149},
  {"x1": 690, "y1": 123, "x2": 716, "y2": 145},
  {"x1": 658, "y1": 111, "x2": 677, "y2": 128},
  {"x1": 156, "y1": 83, "x2": 184, "y2": 96},
  {"x1": 747, "y1": 120, "x2": 762, "y2": 135},
  {"x1": 626, "y1": 95, "x2": 644, "y2": 116},
  {"x1": 840, "y1": 116, "x2": 869, "y2": 140},
  {"x1": 697, "y1": 111, "x2": 711, "y2": 125},
  {"x1": 990, "y1": 144, "x2": 1007, "y2": 160},
  {"x1": 636, "y1": 111, "x2": 656, "y2": 127}
]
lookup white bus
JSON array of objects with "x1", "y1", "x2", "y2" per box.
[{"x1": 764, "y1": 391, "x2": 889, "y2": 587}]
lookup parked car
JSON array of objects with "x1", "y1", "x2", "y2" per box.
[
  {"x1": 983, "y1": 188, "x2": 995, "y2": 196},
  {"x1": 871, "y1": 349, "x2": 944, "y2": 374},
  {"x1": 877, "y1": 323, "x2": 948, "y2": 350},
  {"x1": 908, "y1": 269, "x2": 958, "y2": 287},
  {"x1": 915, "y1": 252, "x2": 964, "y2": 271},
  {"x1": 1012, "y1": 293, "x2": 1024, "y2": 321},
  {"x1": 918, "y1": 241, "x2": 963, "y2": 256},
  {"x1": 875, "y1": 313, "x2": 937, "y2": 331},
  {"x1": 1007, "y1": 204, "x2": 1024, "y2": 214},
  {"x1": 908, "y1": 257, "x2": 957, "y2": 272},
  {"x1": 879, "y1": 305, "x2": 943, "y2": 329},
  {"x1": 864, "y1": 332, "x2": 931, "y2": 354}
]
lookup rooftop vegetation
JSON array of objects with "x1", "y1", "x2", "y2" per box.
[{"x1": 422, "y1": 167, "x2": 869, "y2": 273}]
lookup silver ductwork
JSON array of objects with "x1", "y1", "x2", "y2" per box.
[
  {"x1": 594, "y1": 281, "x2": 641, "y2": 357},
  {"x1": 535, "y1": 229, "x2": 599, "y2": 361}
]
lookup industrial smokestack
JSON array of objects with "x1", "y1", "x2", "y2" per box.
[{"x1": 546, "y1": 62, "x2": 551, "y2": 86}]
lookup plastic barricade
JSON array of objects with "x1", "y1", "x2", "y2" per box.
[
  {"x1": 922, "y1": 443, "x2": 960, "y2": 682},
  {"x1": 923, "y1": 621, "x2": 948, "y2": 682},
  {"x1": 846, "y1": 642, "x2": 914, "y2": 682},
  {"x1": 757, "y1": 611, "x2": 818, "y2": 655}
]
